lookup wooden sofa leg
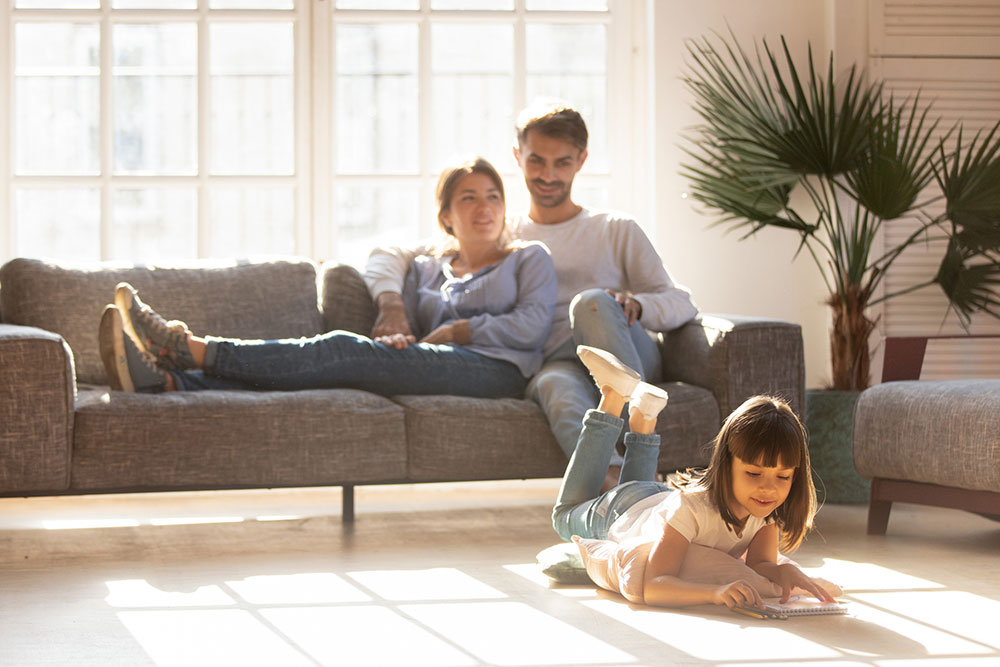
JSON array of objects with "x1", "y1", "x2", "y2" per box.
[
  {"x1": 867, "y1": 478, "x2": 891, "y2": 535},
  {"x1": 342, "y1": 484, "x2": 355, "y2": 524}
]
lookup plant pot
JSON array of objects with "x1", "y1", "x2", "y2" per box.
[{"x1": 804, "y1": 389, "x2": 869, "y2": 505}]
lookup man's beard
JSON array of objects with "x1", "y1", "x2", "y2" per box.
[{"x1": 529, "y1": 179, "x2": 571, "y2": 208}]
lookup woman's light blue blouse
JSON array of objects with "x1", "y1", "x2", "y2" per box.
[{"x1": 401, "y1": 241, "x2": 557, "y2": 377}]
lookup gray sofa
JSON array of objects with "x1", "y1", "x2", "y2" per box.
[{"x1": 0, "y1": 257, "x2": 805, "y2": 522}]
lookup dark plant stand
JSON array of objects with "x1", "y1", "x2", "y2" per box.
[{"x1": 805, "y1": 390, "x2": 869, "y2": 504}]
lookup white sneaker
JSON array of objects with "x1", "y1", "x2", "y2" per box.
[
  {"x1": 576, "y1": 345, "x2": 641, "y2": 397},
  {"x1": 630, "y1": 382, "x2": 669, "y2": 420}
]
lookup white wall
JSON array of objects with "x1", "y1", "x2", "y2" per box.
[{"x1": 648, "y1": 0, "x2": 868, "y2": 389}]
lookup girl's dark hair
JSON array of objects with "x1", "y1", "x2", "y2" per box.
[
  {"x1": 678, "y1": 395, "x2": 817, "y2": 552},
  {"x1": 434, "y1": 156, "x2": 511, "y2": 256}
]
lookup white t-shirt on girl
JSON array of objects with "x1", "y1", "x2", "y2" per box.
[{"x1": 606, "y1": 488, "x2": 768, "y2": 558}]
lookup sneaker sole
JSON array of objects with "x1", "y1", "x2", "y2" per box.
[
  {"x1": 99, "y1": 306, "x2": 134, "y2": 392},
  {"x1": 114, "y1": 283, "x2": 149, "y2": 357},
  {"x1": 576, "y1": 345, "x2": 641, "y2": 396}
]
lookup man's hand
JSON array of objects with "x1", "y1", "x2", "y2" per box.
[
  {"x1": 374, "y1": 333, "x2": 416, "y2": 350},
  {"x1": 606, "y1": 289, "x2": 642, "y2": 327},
  {"x1": 372, "y1": 292, "x2": 414, "y2": 339}
]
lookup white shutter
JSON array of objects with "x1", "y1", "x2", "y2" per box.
[{"x1": 870, "y1": 1, "x2": 1000, "y2": 381}]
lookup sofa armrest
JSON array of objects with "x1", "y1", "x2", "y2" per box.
[
  {"x1": 659, "y1": 314, "x2": 805, "y2": 420},
  {"x1": 0, "y1": 324, "x2": 75, "y2": 493}
]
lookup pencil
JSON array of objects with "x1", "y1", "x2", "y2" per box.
[{"x1": 731, "y1": 606, "x2": 769, "y2": 620}]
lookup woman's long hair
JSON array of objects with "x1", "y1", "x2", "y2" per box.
[{"x1": 676, "y1": 395, "x2": 817, "y2": 552}]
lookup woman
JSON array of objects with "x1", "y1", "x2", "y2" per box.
[{"x1": 99, "y1": 156, "x2": 557, "y2": 399}]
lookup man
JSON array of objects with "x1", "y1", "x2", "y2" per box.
[{"x1": 364, "y1": 100, "x2": 697, "y2": 488}]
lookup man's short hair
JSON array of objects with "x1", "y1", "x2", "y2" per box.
[{"x1": 515, "y1": 99, "x2": 588, "y2": 152}]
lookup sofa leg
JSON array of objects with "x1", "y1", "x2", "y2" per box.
[
  {"x1": 867, "y1": 478, "x2": 891, "y2": 535},
  {"x1": 342, "y1": 484, "x2": 355, "y2": 524}
]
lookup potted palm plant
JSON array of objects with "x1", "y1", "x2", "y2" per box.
[{"x1": 682, "y1": 32, "x2": 1000, "y2": 502}]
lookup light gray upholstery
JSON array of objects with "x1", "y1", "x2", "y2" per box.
[
  {"x1": 661, "y1": 314, "x2": 806, "y2": 419},
  {"x1": 72, "y1": 388, "x2": 406, "y2": 491},
  {"x1": 0, "y1": 256, "x2": 806, "y2": 507},
  {"x1": 0, "y1": 324, "x2": 75, "y2": 492},
  {"x1": 854, "y1": 379, "x2": 1000, "y2": 493},
  {"x1": 0, "y1": 257, "x2": 324, "y2": 385}
]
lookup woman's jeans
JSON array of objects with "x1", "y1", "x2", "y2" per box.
[
  {"x1": 169, "y1": 330, "x2": 526, "y2": 398},
  {"x1": 552, "y1": 409, "x2": 670, "y2": 542}
]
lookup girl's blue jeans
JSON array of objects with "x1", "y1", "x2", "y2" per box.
[
  {"x1": 168, "y1": 330, "x2": 526, "y2": 398},
  {"x1": 552, "y1": 409, "x2": 671, "y2": 542}
]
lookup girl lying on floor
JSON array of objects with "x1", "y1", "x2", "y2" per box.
[{"x1": 553, "y1": 346, "x2": 841, "y2": 609}]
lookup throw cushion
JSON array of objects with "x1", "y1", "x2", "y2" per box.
[{"x1": 536, "y1": 542, "x2": 592, "y2": 584}]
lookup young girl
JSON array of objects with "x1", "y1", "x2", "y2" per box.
[{"x1": 554, "y1": 345, "x2": 837, "y2": 610}]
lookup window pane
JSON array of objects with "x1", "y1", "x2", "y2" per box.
[
  {"x1": 526, "y1": 23, "x2": 607, "y2": 172},
  {"x1": 15, "y1": 0, "x2": 97, "y2": 7},
  {"x1": 431, "y1": 0, "x2": 512, "y2": 9},
  {"x1": 335, "y1": 184, "x2": 420, "y2": 267},
  {"x1": 15, "y1": 189, "x2": 101, "y2": 261},
  {"x1": 15, "y1": 23, "x2": 100, "y2": 175},
  {"x1": 527, "y1": 0, "x2": 606, "y2": 10},
  {"x1": 335, "y1": 0, "x2": 418, "y2": 9},
  {"x1": 431, "y1": 24, "x2": 513, "y2": 171},
  {"x1": 113, "y1": 0, "x2": 196, "y2": 8},
  {"x1": 112, "y1": 189, "x2": 198, "y2": 261},
  {"x1": 210, "y1": 0, "x2": 294, "y2": 8},
  {"x1": 114, "y1": 24, "x2": 198, "y2": 175},
  {"x1": 336, "y1": 24, "x2": 418, "y2": 175},
  {"x1": 209, "y1": 188, "x2": 296, "y2": 257},
  {"x1": 211, "y1": 24, "x2": 294, "y2": 175}
]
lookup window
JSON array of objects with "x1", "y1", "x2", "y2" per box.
[{"x1": 1, "y1": 0, "x2": 636, "y2": 266}]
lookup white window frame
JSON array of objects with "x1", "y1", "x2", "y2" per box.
[{"x1": 1, "y1": 0, "x2": 646, "y2": 264}]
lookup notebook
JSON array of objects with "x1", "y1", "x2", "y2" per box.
[{"x1": 762, "y1": 595, "x2": 849, "y2": 616}]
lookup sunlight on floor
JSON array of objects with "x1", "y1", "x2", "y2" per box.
[{"x1": 100, "y1": 554, "x2": 1000, "y2": 667}]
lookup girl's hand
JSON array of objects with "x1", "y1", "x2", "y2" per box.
[
  {"x1": 418, "y1": 324, "x2": 454, "y2": 345},
  {"x1": 775, "y1": 563, "x2": 836, "y2": 603},
  {"x1": 712, "y1": 580, "x2": 763, "y2": 609},
  {"x1": 374, "y1": 333, "x2": 416, "y2": 349}
]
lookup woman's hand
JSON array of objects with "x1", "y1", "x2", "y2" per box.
[
  {"x1": 774, "y1": 563, "x2": 836, "y2": 603},
  {"x1": 418, "y1": 324, "x2": 454, "y2": 345},
  {"x1": 374, "y1": 333, "x2": 416, "y2": 350},
  {"x1": 712, "y1": 579, "x2": 764, "y2": 609}
]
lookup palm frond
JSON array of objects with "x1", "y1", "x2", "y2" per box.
[
  {"x1": 844, "y1": 93, "x2": 939, "y2": 220},
  {"x1": 934, "y1": 239, "x2": 1000, "y2": 327},
  {"x1": 937, "y1": 120, "x2": 1000, "y2": 253}
]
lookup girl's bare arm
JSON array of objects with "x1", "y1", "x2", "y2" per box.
[{"x1": 642, "y1": 525, "x2": 763, "y2": 609}]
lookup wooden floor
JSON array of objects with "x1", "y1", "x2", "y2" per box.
[{"x1": 1, "y1": 480, "x2": 999, "y2": 666}]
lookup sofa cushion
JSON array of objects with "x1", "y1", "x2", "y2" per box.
[
  {"x1": 0, "y1": 257, "x2": 325, "y2": 385},
  {"x1": 399, "y1": 381, "x2": 719, "y2": 482},
  {"x1": 397, "y1": 395, "x2": 567, "y2": 481},
  {"x1": 71, "y1": 388, "x2": 405, "y2": 491},
  {"x1": 321, "y1": 262, "x2": 378, "y2": 336},
  {"x1": 854, "y1": 379, "x2": 1000, "y2": 493}
]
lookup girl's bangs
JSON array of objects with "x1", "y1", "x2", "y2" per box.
[{"x1": 728, "y1": 414, "x2": 803, "y2": 469}]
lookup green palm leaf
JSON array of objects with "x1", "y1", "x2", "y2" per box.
[
  {"x1": 937, "y1": 120, "x2": 1000, "y2": 253},
  {"x1": 845, "y1": 94, "x2": 939, "y2": 220}
]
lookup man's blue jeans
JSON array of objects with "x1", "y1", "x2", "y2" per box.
[
  {"x1": 527, "y1": 288, "x2": 662, "y2": 462},
  {"x1": 552, "y1": 409, "x2": 669, "y2": 541},
  {"x1": 169, "y1": 330, "x2": 526, "y2": 398}
]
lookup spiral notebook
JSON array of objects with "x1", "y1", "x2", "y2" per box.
[{"x1": 762, "y1": 595, "x2": 849, "y2": 616}]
